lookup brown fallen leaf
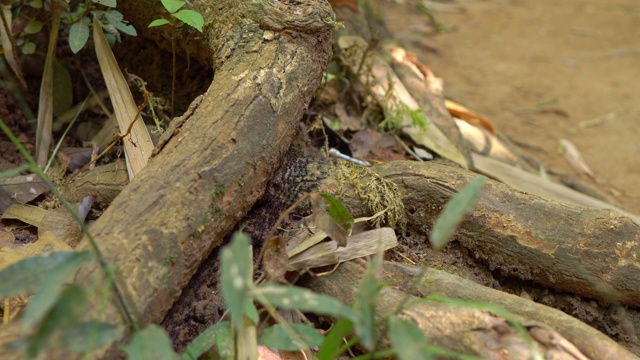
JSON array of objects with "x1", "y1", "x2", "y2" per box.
[
  {"x1": 0, "y1": 174, "x2": 50, "y2": 213},
  {"x1": 445, "y1": 99, "x2": 496, "y2": 134},
  {"x1": 329, "y1": 0, "x2": 358, "y2": 12},
  {"x1": 263, "y1": 236, "x2": 289, "y2": 283}
]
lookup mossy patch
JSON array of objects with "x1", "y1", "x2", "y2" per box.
[{"x1": 334, "y1": 160, "x2": 405, "y2": 231}]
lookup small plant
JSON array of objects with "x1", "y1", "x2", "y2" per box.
[
  {"x1": 66, "y1": 0, "x2": 138, "y2": 53},
  {"x1": 148, "y1": 0, "x2": 204, "y2": 32}
]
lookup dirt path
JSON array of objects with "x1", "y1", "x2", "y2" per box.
[{"x1": 382, "y1": 0, "x2": 640, "y2": 214}]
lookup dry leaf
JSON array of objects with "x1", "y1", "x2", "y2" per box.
[
  {"x1": 0, "y1": 4, "x2": 27, "y2": 88},
  {"x1": 263, "y1": 236, "x2": 289, "y2": 283},
  {"x1": 287, "y1": 227, "x2": 397, "y2": 270},
  {"x1": 446, "y1": 99, "x2": 496, "y2": 134},
  {"x1": 329, "y1": 0, "x2": 358, "y2": 11},
  {"x1": 559, "y1": 138, "x2": 594, "y2": 179},
  {"x1": 93, "y1": 16, "x2": 153, "y2": 178},
  {"x1": 0, "y1": 225, "x2": 15, "y2": 247},
  {"x1": 335, "y1": 103, "x2": 363, "y2": 131},
  {"x1": 1, "y1": 204, "x2": 46, "y2": 227},
  {"x1": 0, "y1": 174, "x2": 49, "y2": 213},
  {"x1": 0, "y1": 232, "x2": 72, "y2": 271},
  {"x1": 34, "y1": 6, "x2": 60, "y2": 168}
]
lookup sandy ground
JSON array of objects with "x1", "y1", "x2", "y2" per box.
[{"x1": 382, "y1": 0, "x2": 640, "y2": 214}]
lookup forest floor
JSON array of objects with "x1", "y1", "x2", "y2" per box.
[
  {"x1": 1, "y1": 0, "x2": 639, "y2": 356},
  {"x1": 383, "y1": 0, "x2": 640, "y2": 214}
]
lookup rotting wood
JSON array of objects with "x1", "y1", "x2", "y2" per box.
[
  {"x1": 303, "y1": 260, "x2": 636, "y2": 360},
  {"x1": 380, "y1": 261, "x2": 636, "y2": 360},
  {"x1": 344, "y1": 160, "x2": 640, "y2": 308},
  {"x1": 254, "y1": 156, "x2": 640, "y2": 310},
  {"x1": 0, "y1": 1, "x2": 335, "y2": 358},
  {"x1": 86, "y1": 0, "x2": 333, "y2": 342}
]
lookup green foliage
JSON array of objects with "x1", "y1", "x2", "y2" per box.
[
  {"x1": 320, "y1": 192, "x2": 355, "y2": 236},
  {"x1": 316, "y1": 318, "x2": 354, "y2": 360},
  {"x1": 220, "y1": 232, "x2": 254, "y2": 328},
  {"x1": 352, "y1": 255, "x2": 382, "y2": 351},
  {"x1": 380, "y1": 103, "x2": 428, "y2": 131},
  {"x1": 255, "y1": 283, "x2": 356, "y2": 321},
  {"x1": 0, "y1": 251, "x2": 124, "y2": 358},
  {"x1": 258, "y1": 323, "x2": 324, "y2": 351},
  {"x1": 181, "y1": 322, "x2": 231, "y2": 360},
  {"x1": 9, "y1": 0, "x2": 137, "y2": 55},
  {"x1": 60, "y1": 320, "x2": 123, "y2": 352},
  {"x1": 122, "y1": 325, "x2": 180, "y2": 360},
  {"x1": 430, "y1": 176, "x2": 486, "y2": 251},
  {"x1": 388, "y1": 317, "x2": 433, "y2": 360},
  {"x1": 0, "y1": 251, "x2": 91, "y2": 300},
  {"x1": 148, "y1": 0, "x2": 204, "y2": 32},
  {"x1": 69, "y1": 17, "x2": 91, "y2": 55}
]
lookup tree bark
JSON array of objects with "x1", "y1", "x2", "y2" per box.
[
  {"x1": 303, "y1": 260, "x2": 636, "y2": 360},
  {"x1": 318, "y1": 159, "x2": 640, "y2": 308},
  {"x1": 86, "y1": 0, "x2": 334, "y2": 327},
  {"x1": 0, "y1": 1, "x2": 334, "y2": 358}
]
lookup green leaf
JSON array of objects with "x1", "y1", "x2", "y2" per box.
[
  {"x1": 220, "y1": 232, "x2": 253, "y2": 327},
  {"x1": 69, "y1": 18, "x2": 90, "y2": 53},
  {"x1": 352, "y1": 256, "x2": 381, "y2": 351},
  {"x1": 21, "y1": 42, "x2": 36, "y2": 55},
  {"x1": 309, "y1": 193, "x2": 351, "y2": 247},
  {"x1": 388, "y1": 317, "x2": 433, "y2": 360},
  {"x1": 61, "y1": 321, "x2": 123, "y2": 352},
  {"x1": 92, "y1": 0, "x2": 117, "y2": 7},
  {"x1": 0, "y1": 163, "x2": 32, "y2": 179},
  {"x1": 181, "y1": 322, "x2": 230, "y2": 360},
  {"x1": 255, "y1": 283, "x2": 356, "y2": 321},
  {"x1": 429, "y1": 176, "x2": 485, "y2": 251},
  {"x1": 53, "y1": 0, "x2": 70, "y2": 10},
  {"x1": 244, "y1": 299, "x2": 259, "y2": 324},
  {"x1": 104, "y1": 10, "x2": 137, "y2": 36},
  {"x1": 161, "y1": 0, "x2": 185, "y2": 14},
  {"x1": 23, "y1": 20, "x2": 44, "y2": 34},
  {"x1": 0, "y1": 251, "x2": 91, "y2": 299},
  {"x1": 148, "y1": 18, "x2": 171, "y2": 28},
  {"x1": 28, "y1": 0, "x2": 43, "y2": 9},
  {"x1": 258, "y1": 323, "x2": 324, "y2": 351},
  {"x1": 317, "y1": 318, "x2": 353, "y2": 360},
  {"x1": 21, "y1": 251, "x2": 93, "y2": 331},
  {"x1": 53, "y1": 59, "x2": 73, "y2": 116},
  {"x1": 216, "y1": 325, "x2": 234, "y2": 358},
  {"x1": 320, "y1": 193, "x2": 354, "y2": 236},
  {"x1": 123, "y1": 325, "x2": 180, "y2": 360},
  {"x1": 25, "y1": 285, "x2": 88, "y2": 358},
  {"x1": 172, "y1": 9, "x2": 204, "y2": 32}
]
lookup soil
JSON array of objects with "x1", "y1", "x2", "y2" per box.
[{"x1": 382, "y1": 0, "x2": 640, "y2": 214}]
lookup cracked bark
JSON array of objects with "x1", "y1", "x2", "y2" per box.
[{"x1": 0, "y1": 1, "x2": 334, "y2": 358}]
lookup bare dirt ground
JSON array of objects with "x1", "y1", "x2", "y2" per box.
[{"x1": 382, "y1": 0, "x2": 640, "y2": 214}]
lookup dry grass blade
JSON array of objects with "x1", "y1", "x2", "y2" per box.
[
  {"x1": 559, "y1": 138, "x2": 595, "y2": 179},
  {"x1": 93, "y1": 16, "x2": 153, "y2": 178},
  {"x1": 0, "y1": 5, "x2": 27, "y2": 89},
  {"x1": 287, "y1": 227, "x2": 397, "y2": 271},
  {"x1": 34, "y1": 6, "x2": 60, "y2": 169}
]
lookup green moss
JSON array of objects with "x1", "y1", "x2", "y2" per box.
[
  {"x1": 165, "y1": 253, "x2": 178, "y2": 265},
  {"x1": 213, "y1": 186, "x2": 226, "y2": 198},
  {"x1": 335, "y1": 160, "x2": 406, "y2": 231},
  {"x1": 212, "y1": 206, "x2": 223, "y2": 219}
]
